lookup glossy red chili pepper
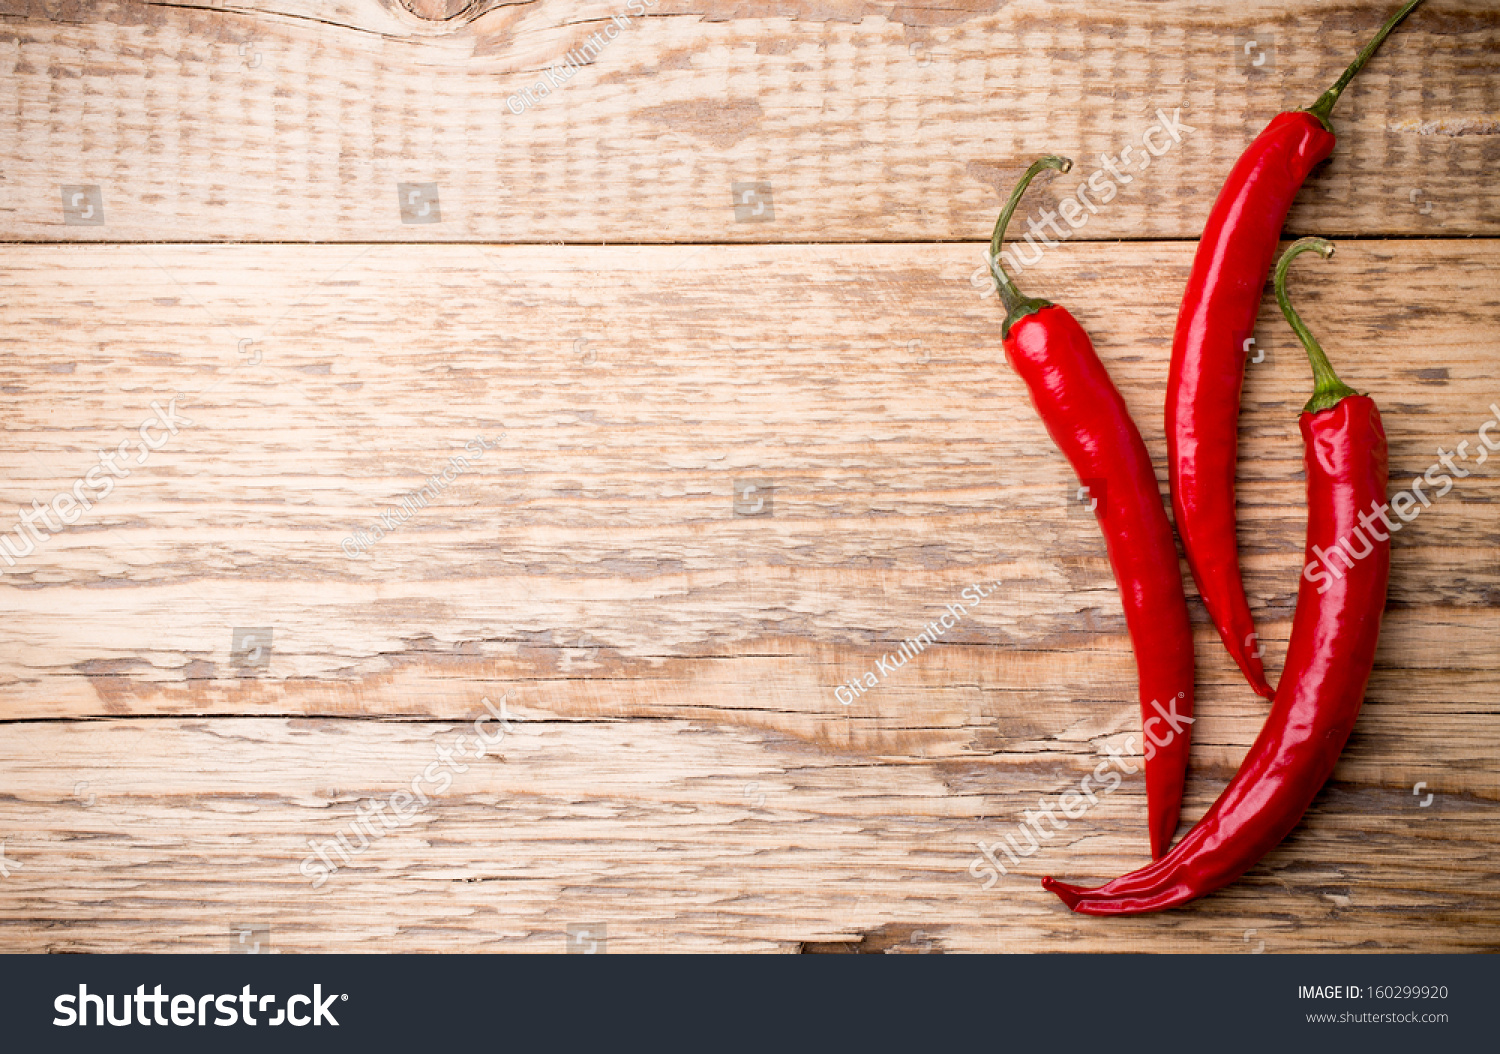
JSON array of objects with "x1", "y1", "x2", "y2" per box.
[
  {"x1": 1046, "y1": 238, "x2": 1390, "y2": 913},
  {"x1": 1167, "y1": 0, "x2": 1422, "y2": 700},
  {"x1": 991, "y1": 157, "x2": 1196, "y2": 859}
]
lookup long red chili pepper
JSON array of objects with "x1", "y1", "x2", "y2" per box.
[
  {"x1": 1045, "y1": 238, "x2": 1390, "y2": 913},
  {"x1": 1167, "y1": 0, "x2": 1422, "y2": 700},
  {"x1": 992, "y1": 157, "x2": 1196, "y2": 859}
]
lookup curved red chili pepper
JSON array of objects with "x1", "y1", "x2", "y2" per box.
[
  {"x1": 1167, "y1": 0, "x2": 1422, "y2": 700},
  {"x1": 992, "y1": 157, "x2": 1195, "y2": 859},
  {"x1": 1046, "y1": 239, "x2": 1390, "y2": 913}
]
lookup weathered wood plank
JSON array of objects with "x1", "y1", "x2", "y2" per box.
[
  {"x1": 0, "y1": 0, "x2": 1495, "y2": 242},
  {"x1": 0, "y1": 716, "x2": 1494, "y2": 952},
  {"x1": 1, "y1": 242, "x2": 1495, "y2": 741}
]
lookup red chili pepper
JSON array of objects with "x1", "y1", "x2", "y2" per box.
[
  {"x1": 991, "y1": 157, "x2": 1196, "y2": 859},
  {"x1": 1045, "y1": 238, "x2": 1390, "y2": 913},
  {"x1": 1167, "y1": 0, "x2": 1422, "y2": 700}
]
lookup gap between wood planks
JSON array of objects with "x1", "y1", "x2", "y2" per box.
[{"x1": 1, "y1": 234, "x2": 1490, "y2": 246}]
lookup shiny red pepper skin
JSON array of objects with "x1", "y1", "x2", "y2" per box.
[
  {"x1": 1045, "y1": 396, "x2": 1389, "y2": 914},
  {"x1": 1007, "y1": 306, "x2": 1196, "y2": 859},
  {"x1": 1167, "y1": 0, "x2": 1424, "y2": 699},
  {"x1": 1167, "y1": 111, "x2": 1336, "y2": 701}
]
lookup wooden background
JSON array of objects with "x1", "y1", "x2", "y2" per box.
[{"x1": 0, "y1": 0, "x2": 1496, "y2": 952}]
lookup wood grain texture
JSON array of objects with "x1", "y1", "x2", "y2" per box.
[
  {"x1": 1, "y1": 716, "x2": 1495, "y2": 952},
  {"x1": 1, "y1": 240, "x2": 1496, "y2": 951},
  {"x1": 0, "y1": 0, "x2": 1496, "y2": 242}
]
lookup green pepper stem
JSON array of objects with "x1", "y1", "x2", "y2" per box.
[
  {"x1": 988, "y1": 155, "x2": 1072, "y2": 337},
  {"x1": 1275, "y1": 237, "x2": 1358, "y2": 414},
  {"x1": 1306, "y1": 0, "x2": 1425, "y2": 130}
]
